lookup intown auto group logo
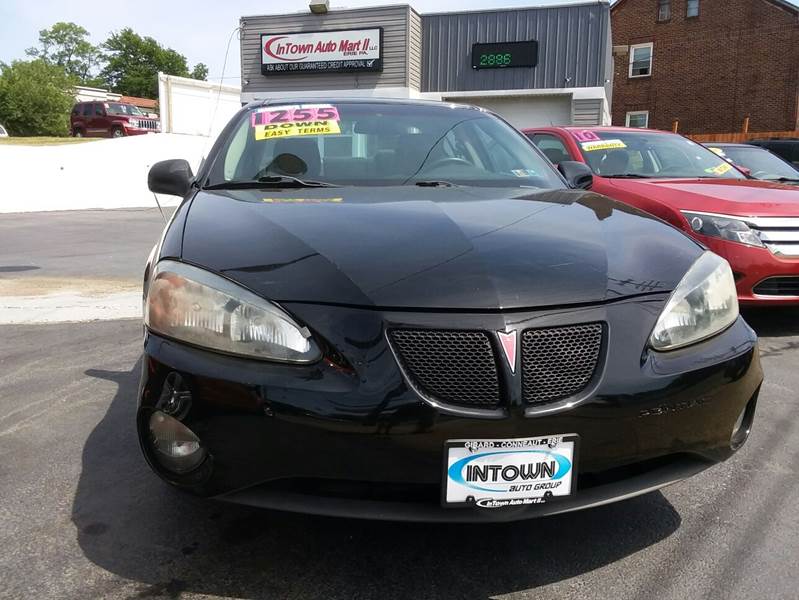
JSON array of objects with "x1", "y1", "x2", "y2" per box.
[{"x1": 447, "y1": 450, "x2": 572, "y2": 494}]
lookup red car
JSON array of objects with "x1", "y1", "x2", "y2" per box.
[
  {"x1": 70, "y1": 101, "x2": 160, "y2": 138},
  {"x1": 524, "y1": 126, "x2": 799, "y2": 306}
]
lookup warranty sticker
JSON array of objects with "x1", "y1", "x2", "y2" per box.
[
  {"x1": 581, "y1": 139, "x2": 627, "y2": 152},
  {"x1": 254, "y1": 120, "x2": 341, "y2": 140},
  {"x1": 704, "y1": 162, "x2": 732, "y2": 175}
]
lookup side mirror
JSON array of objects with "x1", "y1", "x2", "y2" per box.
[
  {"x1": 558, "y1": 161, "x2": 594, "y2": 190},
  {"x1": 148, "y1": 159, "x2": 194, "y2": 197}
]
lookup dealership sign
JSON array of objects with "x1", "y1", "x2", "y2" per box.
[{"x1": 261, "y1": 28, "x2": 383, "y2": 75}]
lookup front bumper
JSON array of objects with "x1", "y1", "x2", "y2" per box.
[
  {"x1": 137, "y1": 296, "x2": 762, "y2": 522},
  {"x1": 699, "y1": 236, "x2": 799, "y2": 306},
  {"x1": 124, "y1": 125, "x2": 160, "y2": 135}
]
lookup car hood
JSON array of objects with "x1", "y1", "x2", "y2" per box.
[
  {"x1": 178, "y1": 186, "x2": 701, "y2": 310},
  {"x1": 607, "y1": 178, "x2": 799, "y2": 216}
]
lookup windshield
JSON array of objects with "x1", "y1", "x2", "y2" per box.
[
  {"x1": 206, "y1": 102, "x2": 565, "y2": 189},
  {"x1": 106, "y1": 103, "x2": 144, "y2": 116},
  {"x1": 707, "y1": 145, "x2": 799, "y2": 181},
  {"x1": 572, "y1": 130, "x2": 746, "y2": 180}
]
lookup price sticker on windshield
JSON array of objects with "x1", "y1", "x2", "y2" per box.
[
  {"x1": 254, "y1": 120, "x2": 341, "y2": 140},
  {"x1": 252, "y1": 104, "x2": 340, "y2": 126}
]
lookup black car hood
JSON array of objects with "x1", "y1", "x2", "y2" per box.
[{"x1": 179, "y1": 186, "x2": 701, "y2": 310}]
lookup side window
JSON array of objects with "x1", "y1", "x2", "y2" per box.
[
  {"x1": 95, "y1": 104, "x2": 105, "y2": 116},
  {"x1": 82, "y1": 104, "x2": 93, "y2": 117},
  {"x1": 72, "y1": 105, "x2": 81, "y2": 116},
  {"x1": 530, "y1": 134, "x2": 572, "y2": 165}
]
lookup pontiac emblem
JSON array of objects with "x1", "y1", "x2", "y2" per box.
[{"x1": 497, "y1": 330, "x2": 518, "y2": 373}]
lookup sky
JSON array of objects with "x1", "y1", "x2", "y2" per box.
[{"x1": 1, "y1": 0, "x2": 797, "y2": 89}]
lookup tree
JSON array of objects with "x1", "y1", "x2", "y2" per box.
[
  {"x1": 190, "y1": 63, "x2": 209, "y2": 81},
  {"x1": 0, "y1": 59, "x2": 76, "y2": 136},
  {"x1": 25, "y1": 22, "x2": 102, "y2": 84},
  {"x1": 102, "y1": 28, "x2": 209, "y2": 98}
]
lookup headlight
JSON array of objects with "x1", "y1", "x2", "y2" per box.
[
  {"x1": 681, "y1": 211, "x2": 763, "y2": 248},
  {"x1": 650, "y1": 251, "x2": 739, "y2": 351},
  {"x1": 145, "y1": 260, "x2": 321, "y2": 362},
  {"x1": 129, "y1": 118, "x2": 140, "y2": 127}
]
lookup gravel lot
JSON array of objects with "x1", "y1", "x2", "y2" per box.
[{"x1": 1, "y1": 209, "x2": 797, "y2": 599}]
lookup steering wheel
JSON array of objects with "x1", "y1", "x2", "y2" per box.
[
  {"x1": 750, "y1": 170, "x2": 771, "y2": 179},
  {"x1": 424, "y1": 157, "x2": 473, "y2": 171}
]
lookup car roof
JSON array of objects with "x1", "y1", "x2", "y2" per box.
[
  {"x1": 244, "y1": 97, "x2": 489, "y2": 114},
  {"x1": 523, "y1": 125, "x2": 671, "y2": 134},
  {"x1": 704, "y1": 142, "x2": 755, "y2": 148}
]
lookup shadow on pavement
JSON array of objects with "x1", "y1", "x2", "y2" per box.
[{"x1": 73, "y1": 360, "x2": 681, "y2": 599}]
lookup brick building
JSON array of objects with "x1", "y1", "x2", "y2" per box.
[{"x1": 610, "y1": 0, "x2": 799, "y2": 133}]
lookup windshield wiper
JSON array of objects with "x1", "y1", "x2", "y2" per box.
[
  {"x1": 205, "y1": 175, "x2": 339, "y2": 190},
  {"x1": 412, "y1": 180, "x2": 458, "y2": 187},
  {"x1": 769, "y1": 177, "x2": 799, "y2": 183},
  {"x1": 604, "y1": 173, "x2": 652, "y2": 179}
]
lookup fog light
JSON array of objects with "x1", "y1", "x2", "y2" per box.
[{"x1": 148, "y1": 410, "x2": 206, "y2": 473}]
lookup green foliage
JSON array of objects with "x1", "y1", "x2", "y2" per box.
[
  {"x1": 25, "y1": 22, "x2": 102, "y2": 84},
  {"x1": 0, "y1": 59, "x2": 76, "y2": 136},
  {"x1": 101, "y1": 29, "x2": 208, "y2": 98},
  {"x1": 190, "y1": 63, "x2": 209, "y2": 81}
]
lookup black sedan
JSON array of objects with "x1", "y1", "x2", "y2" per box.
[{"x1": 140, "y1": 99, "x2": 762, "y2": 522}]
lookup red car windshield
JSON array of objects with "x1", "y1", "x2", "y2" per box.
[
  {"x1": 106, "y1": 103, "x2": 144, "y2": 116},
  {"x1": 572, "y1": 130, "x2": 747, "y2": 180}
]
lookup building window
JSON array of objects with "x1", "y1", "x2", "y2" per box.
[
  {"x1": 625, "y1": 111, "x2": 649, "y2": 128},
  {"x1": 686, "y1": 0, "x2": 700, "y2": 17},
  {"x1": 657, "y1": 0, "x2": 671, "y2": 21},
  {"x1": 628, "y1": 43, "x2": 653, "y2": 78}
]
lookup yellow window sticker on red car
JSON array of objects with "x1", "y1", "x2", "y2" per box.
[
  {"x1": 704, "y1": 162, "x2": 732, "y2": 175},
  {"x1": 254, "y1": 119, "x2": 341, "y2": 140},
  {"x1": 581, "y1": 139, "x2": 627, "y2": 152}
]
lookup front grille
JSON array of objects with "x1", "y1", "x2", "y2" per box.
[
  {"x1": 140, "y1": 119, "x2": 159, "y2": 130},
  {"x1": 521, "y1": 323, "x2": 603, "y2": 405},
  {"x1": 746, "y1": 216, "x2": 799, "y2": 257},
  {"x1": 753, "y1": 276, "x2": 799, "y2": 296},
  {"x1": 389, "y1": 330, "x2": 500, "y2": 408}
]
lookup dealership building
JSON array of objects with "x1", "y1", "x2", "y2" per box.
[{"x1": 239, "y1": 1, "x2": 614, "y2": 128}]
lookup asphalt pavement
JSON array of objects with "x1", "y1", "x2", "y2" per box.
[{"x1": 1, "y1": 209, "x2": 798, "y2": 600}]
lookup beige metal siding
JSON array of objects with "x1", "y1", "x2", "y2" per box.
[
  {"x1": 240, "y1": 6, "x2": 410, "y2": 96},
  {"x1": 572, "y1": 98, "x2": 602, "y2": 126},
  {"x1": 408, "y1": 9, "x2": 423, "y2": 90}
]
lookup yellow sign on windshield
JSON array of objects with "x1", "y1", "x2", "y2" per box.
[
  {"x1": 254, "y1": 120, "x2": 341, "y2": 140},
  {"x1": 704, "y1": 162, "x2": 733, "y2": 175},
  {"x1": 581, "y1": 139, "x2": 627, "y2": 152}
]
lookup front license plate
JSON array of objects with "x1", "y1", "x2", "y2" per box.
[{"x1": 443, "y1": 435, "x2": 579, "y2": 508}]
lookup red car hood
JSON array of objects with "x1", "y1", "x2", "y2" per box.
[{"x1": 607, "y1": 178, "x2": 799, "y2": 216}]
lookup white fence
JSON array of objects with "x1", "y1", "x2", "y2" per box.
[{"x1": 158, "y1": 73, "x2": 241, "y2": 137}]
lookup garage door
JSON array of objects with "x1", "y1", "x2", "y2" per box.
[{"x1": 444, "y1": 96, "x2": 572, "y2": 129}]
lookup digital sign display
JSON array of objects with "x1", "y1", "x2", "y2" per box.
[{"x1": 471, "y1": 40, "x2": 538, "y2": 70}]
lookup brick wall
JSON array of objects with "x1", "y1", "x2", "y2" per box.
[{"x1": 611, "y1": 0, "x2": 799, "y2": 133}]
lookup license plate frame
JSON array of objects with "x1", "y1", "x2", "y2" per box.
[{"x1": 442, "y1": 434, "x2": 580, "y2": 509}]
